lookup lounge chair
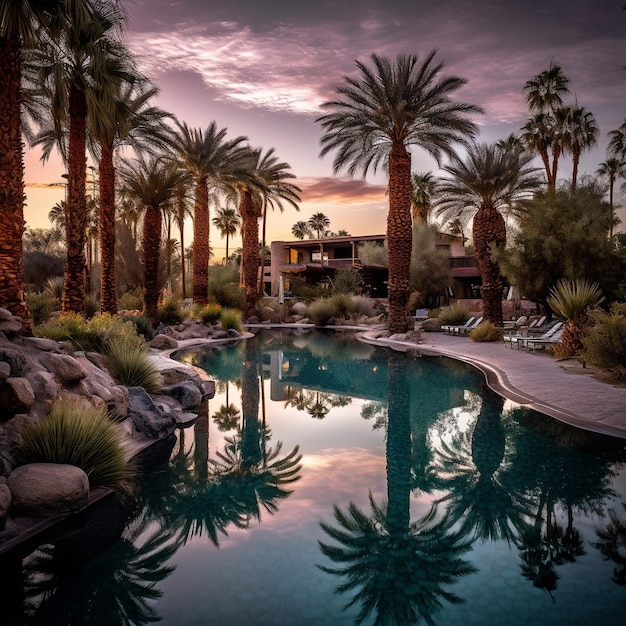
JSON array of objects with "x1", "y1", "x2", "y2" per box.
[
  {"x1": 455, "y1": 316, "x2": 484, "y2": 336},
  {"x1": 514, "y1": 321, "x2": 564, "y2": 351},
  {"x1": 441, "y1": 316, "x2": 475, "y2": 335}
]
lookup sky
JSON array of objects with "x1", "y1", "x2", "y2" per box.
[{"x1": 23, "y1": 0, "x2": 626, "y2": 261}]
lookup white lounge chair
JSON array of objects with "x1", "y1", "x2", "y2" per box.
[
  {"x1": 441, "y1": 316, "x2": 475, "y2": 335},
  {"x1": 455, "y1": 316, "x2": 484, "y2": 336},
  {"x1": 514, "y1": 321, "x2": 564, "y2": 351}
]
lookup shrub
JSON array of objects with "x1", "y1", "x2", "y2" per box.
[
  {"x1": 208, "y1": 264, "x2": 245, "y2": 309},
  {"x1": 581, "y1": 305, "x2": 626, "y2": 379},
  {"x1": 35, "y1": 312, "x2": 88, "y2": 343},
  {"x1": 43, "y1": 275, "x2": 64, "y2": 299},
  {"x1": 25, "y1": 292, "x2": 59, "y2": 326},
  {"x1": 439, "y1": 304, "x2": 470, "y2": 326},
  {"x1": 105, "y1": 339, "x2": 163, "y2": 393},
  {"x1": 469, "y1": 321, "x2": 501, "y2": 342},
  {"x1": 17, "y1": 396, "x2": 133, "y2": 490},
  {"x1": 117, "y1": 288, "x2": 144, "y2": 312},
  {"x1": 158, "y1": 296, "x2": 184, "y2": 325},
  {"x1": 308, "y1": 294, "x2": 356, "y2": 326},
  {"x1": 333, "y1": 267, "x2": 363, "y2": 295},
  {"x1": 84, "y1": 292, "x2": 100, "y2": 319},
  {"x1": 220, "y1": 308, "x2": 242, "y2": 332},
  {"x1": 288, "y1": 275, "x2": 325, "y2": 301},
  {"x1": 121, "y1": 313, "x2": 154, "y2": 340},
  {"x1": 196, "y1": 303, "x2": 222, "y2": 324}
]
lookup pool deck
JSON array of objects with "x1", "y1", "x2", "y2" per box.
[{"x1": 365, "y1": 330, "x2": 626, "y2": 440}]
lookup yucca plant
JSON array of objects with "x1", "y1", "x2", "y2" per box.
[
  {"x1": 105, "y1": 340, "x2": 163, "y2": 394},
  {"x1": 547, "y1": 278, "x2": 604, "y2": 356},
  {"x1": 17, "y1": 396, "x2": 133, "y2": 490}
]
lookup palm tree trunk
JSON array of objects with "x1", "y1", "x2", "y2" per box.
[
  {"x1": 192, "y1": 176, "x2": 209, "y2": 305},
  {"x1": 571, "y1": 149, "x2": 580, "y2": 192},
  {"x1": 179, "y1": 216, "x2": 186, "y2": 298},
  {"x1": 142, "y1": 204, "x2": 162, "y2": 325},
  {"x1": 239, "y1": 189, "x2": 261, "y2": 319},
  {"x1": 0, "y1": 31, "x2": 32, "y2": 331},
  {"x1": 99, "y1": 144, "x2": 117, "y2": 315},
  {"x1": 386, "y1": 142, "x2": 413, "y2": 334},
  {"x1": 62, "y1": 84, "x2": 88, "y2": 315},
  {"x1": 473, "y1": 204, "x2": 506, "y2": 326},
  {"x1": 258, "y1": 197, "x2": 268, "y2": 296}
]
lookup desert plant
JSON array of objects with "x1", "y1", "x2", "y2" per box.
[
  {"x1": 35, "y1": 312, "x2": 89, "y2": 344},
  {"x1": 439, "y1": 304, "x2": 470, "y2": 326},
  {"x1": 117, "y1": 287, "x2": 144, "y2": 312},
  {"x1": 219, "y1": 308, "x2": 242, "y2": 332},
  {"x1": 308, "y1": 294, "x2": 356, "y2": 326},
  {"x1": 105, "y1": 339, "x2": 163, "y2": 394},
  {"x1": 120, "y1": 313, "x2": 154, "y2": 340},
  {"x1": 469, "y1": 320, "x2": 501, "y2": 342},
  {"x1": 158, "y1": 296, "x2": 184, "y2": 325},
  {"x1": 43, "y1": 275, "x2": 64, "y2": 299},
  {"x1": 84, "y1": 292, "x2": 100, "y2": 319},
  {"x1": 581, "y1": 304, "x2": 626, "y2": 379},
  {"x1": 196, "y1": 303, "x2": 222, "y2": 325},
  {"x1": 25, "y1": 292, "x2": 59, "y2": 326},
  {"x1": 547, "y1": 278, "x2": 605, "y2": 356},
  {"x1": 17, "y1": 396, "x2": 133, "y2": 490},
  {"x1": 208, "y1": 264, "x2": 246, "y2": 309},
  {"x1": 287, "y1": 275, "x2": 324, "y2": 301},
  {"x1": 333, "y1": 267, "x2": 363, "y2": 295}
]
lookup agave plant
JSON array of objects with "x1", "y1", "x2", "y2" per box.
[{"x1": 547, "y1": 279, "x2": 604, "y2": 356}]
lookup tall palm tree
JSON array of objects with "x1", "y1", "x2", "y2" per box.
[
  {"x1": 307, "y1": 211, "x2": 330, "y2": 238},
  {"x1": 173, "y1": 121, "x2": 248, "y2": 306},
  {"x1": 89, "y1": 76, "x2": 173, "y2": 314},
  {"x1": 118, "y1": 154, "x2": 186, "y2": 325},
  {"x1": 0, "y1": 0, "x2": 64, "y2": 330},
  {"x1": 607, "y1": 118, "x2": 626, "y2": 159},
  {"x1": 26, "y1": 0, "x2": 130, "y2": 315},
  {"x1": 562, "y1": 104, "x2": 598, "y2": 191},
  {"x1": 521, "y1": 63, "x2": 570, "y2": 192},
  {"x1": 212, "y1": 205, "x2": 240, "y2": 263},
  {"x1": 436, "y1": 141, "x2": 542, "y2": 326},
  {"x1": 291, "y1": 220, "x2": 311, "y2": 240},
  {"x1": 317, "y1": 52, "x2": 480, "y2": 333},
  {"x1": 596, "y1": 157, "x2": 625, "y2": 238},
  {"x1": 172, "y1": 179, "x2": 193, "y2": 296},
  {"x1": 410, "y1": 172, "x2": 436, "y2": 224}
]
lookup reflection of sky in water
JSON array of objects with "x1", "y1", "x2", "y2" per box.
[{"x1": 11, "y1": 330, "x2": 626, "y2": 626}]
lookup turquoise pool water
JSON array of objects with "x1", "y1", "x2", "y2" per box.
[{"x1": 5, "y1": 329, "x2": 626, "y2": 625}]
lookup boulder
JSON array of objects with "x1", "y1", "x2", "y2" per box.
[
  {"x1": 0, "y1": 377, "x2": 35, "y2": 419},
  {"x1": 126, "y1": 387, "x2": 176, "y2": 439},
  {"x1": 421, "y1": 318, "x2": 444, "y2": 332},
  {"x1": 161, "y1": 380, "x2": 203, "y2": 410},
  {"x1": 291, "y1": 301, "x2": 308, "y2": 316},
  {"x1": 8, "y1": 463, "x2": 89, "y2": 517},
  {"x1": 149, "y1": 334, "x2": 179, "y2": 350},
  {"x1": 0, "y1": 361, "x2": 10, "y2": 380},
  {"x1": 45, "y1": 353, "x2": 88, "y2": 384},
  {"x1": 0, "y1": 477, "x2": 11, "y2": 527}
]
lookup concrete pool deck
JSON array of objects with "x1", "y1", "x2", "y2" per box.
[{"x1": 364, "y1": 330, "x2": 626, "y2": 440}]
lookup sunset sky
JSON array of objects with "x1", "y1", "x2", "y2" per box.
[{"x1": 24, "y1": 0, "x2": 626, "y2": 260}]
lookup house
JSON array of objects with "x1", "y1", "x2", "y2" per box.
[{"x1": 268, "y1": 232, "x2": 482, "y2": 302}]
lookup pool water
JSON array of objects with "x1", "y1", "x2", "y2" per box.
[{"x1": 4, "y1": 329, "x2": 626, "y2": 626}]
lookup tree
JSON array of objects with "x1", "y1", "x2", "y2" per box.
[
  {"x1": 436, "y1": 141, "x2": 542, "y2": 326},
  {"x1": 291, "y1": 220, "x2": 311, "y2": 240},
  {"x1": 307, "y1": 212, "x2": 330, "y2": 238},
  {"x1": 212, "y1": 205, "x2": 240, "y2": 262},
  {"x1": 596, "y1": 158, "x2": 625, "y2": 239},
  {"x1": 562, "y1": 104, "x2": 598, "y2": 191},
  {"x1": 26, "y1": 0, "x2": 130, "y2": 315},
  {"x1": 173, "y1": 121, "x2": 247, "y2": 306},
  {"x1": 497, "y1": 182, "x2": 623, "y2": 312},
  {"x1": 317, "y1": 52, "x2": 480, "y2": 333},
  {"x1": 410, "y1": 224, "x2": 452, "y2": 309},
  {"x1": 118, "y1": 154, "x2": 186, "y2": 325},
  {"x1": 410, "y1": 171, "x2": 436, "y2": 224},
  {"x1": 607, "y1": 118, "x2": 626, "y2": 159},
  {"x1": 520, "y1": 62, "x2": 571, "y2": 192}
]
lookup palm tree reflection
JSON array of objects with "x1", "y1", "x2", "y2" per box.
[
  {"x1": 593, "y1": 503, "x2": 626, "y2": 585},
  {"x1": 318, "y1": 353, "x2": 475, "y2": 625}
]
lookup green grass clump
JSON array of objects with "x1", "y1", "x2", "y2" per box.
[
  {"x1": 439, "y1": 304, "x2": 470, "y2": 326},
  {"x1": 581, "y1": 305, "x2": 626, "y2": 379},
  {"x1": 308, "y1": 294, "x2": 356, "y2": 326},
  {"x1": 117, "y1": 288, "x2": 144, "y2": 312},
  {"x1": 220, "y1": 308, "x2": 242, "y2": 332},
  {"x1": 25, "y1": 292, "x2": 59, "y2": 326},
  {"x1": 17, "y1": 396, "x2": 133, "y2": 490},
  {"x1": 105, "y1": 340, "x2": 163, "y2": 394},
  {"x1": 196, "y1": 303, "x2": 222, "y2": 324},
  {"x1": 469, "y1": 320, "x2": 501, "y2": 342},
  {"x1": 158, "y1": 296, "x2": 184, "y2": 325}
]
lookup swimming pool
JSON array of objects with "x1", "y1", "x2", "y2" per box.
[{"x1": 4, "y1": 329, "x2": 626, "y2": 625}]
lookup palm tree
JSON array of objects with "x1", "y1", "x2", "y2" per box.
[
  {"x1": 89, "y1": 76, "x2": 174, "y2": 314},
  {"x1": 436, "y1": 141, "x2": 542, "y2": 325},
  {"x1": 26, "y1": 0, "x2": 130, "y2": 315},
  {"x1": 596, "y1": 158, "x2": 625, "y2": 238},
  {"x1": 607, "y1": 118, "x2": 626, "y2": 159},
  {"x1": 173, "y1": 121, "x2": 247, "y2": 306},
  {"x1": 212, "y1": 205, "x2": 240, "y2": 262},
  {"x1": 307, "y1": 211, "x2": 330, "y2": 238},
  {"x1": 0, "y1": 0, "x2": 66, "y2": 330},
  {"x1": 317, "y1": 52, "x2": 480, "y2": 333},
  {"x1": 291, "y1": 220, "x2": 311, "y2": 240},
  {"x1": 172, "y1": 179, "x2": 193, "y2": 296},
  {"x1": 118, "y1": 154, "x2": 186, "y2": 325},
  {"x1": 562, "y1": 104, "x2": 598, "y2": 191},
  {"x1": 520, "y1": 63, "x2": 570, "y2": 192},
  {"x1": 410, "y1": 171, "x2": 436, "y2": 224}
]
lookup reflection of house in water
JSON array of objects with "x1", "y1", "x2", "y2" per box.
[{"x1": 269, "y1": 233, "x2": 481, "y2": 301}]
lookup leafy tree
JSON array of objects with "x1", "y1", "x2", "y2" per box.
[
  {"x1": 497, "y1": 182, "x2": 625, "y2": 312},
  {"x1": 317, "y1": 52, "x2": 480, "y2": 333}
]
